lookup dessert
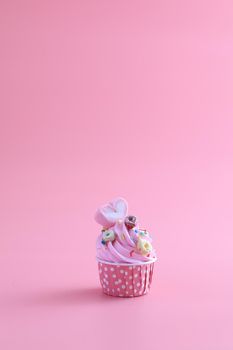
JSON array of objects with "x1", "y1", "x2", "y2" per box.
[{"x1": 95, "y1": 197, "x2": 157, "y2": 297}]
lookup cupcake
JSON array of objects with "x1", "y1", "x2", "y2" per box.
[{"x1": 95, "y1": 197, "x2": 157, "y2": 297}]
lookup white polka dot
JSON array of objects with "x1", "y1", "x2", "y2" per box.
[
  {"x1": 119, "y1": 294, "x2": 123, "y2": 297},
  {"x1": 126, "y1": 291, "x2": 128, "y2": 294},
  {"x1": 125, "y1": 272, "x2": 128, "y2": 275},
  {"x1": 129, "y1": 267, "x2": 132, "y2": 270},
  {"x1": 134, "y1": 289, "x2": 137, "y2": 293},
  {"x1": 129, "y1": 276, "x2": 132, "y2": 280},
  {"x1": 139, "y1": 291, "x2": 143, "y2": 295},
  {"x1": 137, "y1": 267, "x2": 140, "y2": 271},
  {"x1": 100, "y1": 263, "x2": 102, "y2": 266},
  {"x1": 115, "y1": 281, "x2": 118, "y2": 285},
  {"x1": 120, "y1": 269, "x2": 124, "y2": 273},
  {"x1": 105, "y1": 280, "x2": 109, "y2": 285},
  {"x1": 104, "y1": 267, "x2": 108, "y2": 271},
  {"x1": 110, "y1": 267, "x2": 115, "y2": 271},
  {"x1": 117, "y1": 288, "x2": 120, "y2": 291},
  {"x1": 126, "y1": 281, "x2": 128, "y2": 285},
  {"x1": 121, "y1": 285, "x2": 125, "y2": 289},
  {"x1": 113, "y1": 274, "x2": 116, "y2": 278},
  {"x1": 129, "y1": 285, "x2": 133, "y2": 289},
  {"x1": 134, "y1": 274, "x2": 138, "y2": 278},
  {"x1": 104, "y1": 273, "x2": 108, "y2": 278},
  {"x1": 118, "y1": 279, "x2": 122, "y2": 283}
]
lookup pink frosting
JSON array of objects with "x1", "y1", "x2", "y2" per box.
[{"x1": 95, "y1": 198, "x2": 157, "y2": 264}]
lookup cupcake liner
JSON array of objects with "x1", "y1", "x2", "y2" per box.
[{"x1": 97, "y1": 259, "x2": 155, "y2": 297}]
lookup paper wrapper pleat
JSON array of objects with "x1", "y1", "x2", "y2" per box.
[{"x1": 98, "y1": 261, "x2": 155, "y2": 297}]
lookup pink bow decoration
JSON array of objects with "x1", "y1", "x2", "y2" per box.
[{"x1": 95, "y1": 197, "x2": 128, "y2": 229}]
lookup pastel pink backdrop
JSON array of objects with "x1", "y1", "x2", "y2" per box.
[{"x1": 1, "y1": 1, "x2": 233, "y2": 349}]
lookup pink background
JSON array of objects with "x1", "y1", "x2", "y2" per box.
[{"x1": 1, "y1": 0, "x2": 233, "y2": 349}]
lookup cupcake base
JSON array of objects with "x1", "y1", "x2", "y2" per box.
[{"x1": 97, "y1": 259, "x2": 155, "y2": 297}]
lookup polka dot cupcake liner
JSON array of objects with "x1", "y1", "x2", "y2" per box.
[{"x1": 97, "y1": 259, "x2": 155, "y2": 297}]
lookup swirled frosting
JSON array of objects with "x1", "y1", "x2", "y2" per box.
[{"x1": 95, "y1": 198, "x2": 157, "y2": 264}]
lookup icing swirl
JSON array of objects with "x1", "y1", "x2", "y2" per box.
[{"x1": 95, "y1": 198, "x2": 157, "y2": 264}]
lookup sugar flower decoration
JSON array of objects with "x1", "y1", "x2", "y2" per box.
[
  {"x1": 101, "y1": 229, "x2": 115, "y2": 244},
  {"x1": 137, "y1": 237, "x2": 152, "y2": 256}
]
